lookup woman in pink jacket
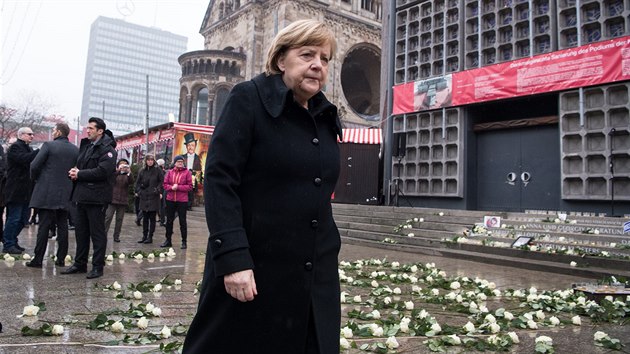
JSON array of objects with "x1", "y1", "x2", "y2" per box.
[{"x1": 161, "y1": 155, "x2": 193, "y2": 249}]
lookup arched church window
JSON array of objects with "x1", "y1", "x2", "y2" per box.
[{"x1": 196, "y1": 87, "x2": 209, "y2": 125}]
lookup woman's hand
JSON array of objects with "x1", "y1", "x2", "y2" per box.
[{"x1": 224, "y1": 269, "x2": 257, "y2": 302}]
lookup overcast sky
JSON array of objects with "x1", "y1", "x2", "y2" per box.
[{"x1": 1, "y1": 0, "x2": 209, "y2": 123}]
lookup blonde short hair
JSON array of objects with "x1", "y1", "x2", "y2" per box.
[{"x1": 265, "y1": 19, "x2": 336, "y2": 75}]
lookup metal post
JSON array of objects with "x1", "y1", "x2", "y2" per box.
[
  {"x1": 76, "y1": 115, "x2": 80, "y2": 145},
  {"x1": 383, "y1": 0, "x2": 396, "y2": 206},
  {"x1": 145, "y1": 74, "x2": 149, "y2": 147}
]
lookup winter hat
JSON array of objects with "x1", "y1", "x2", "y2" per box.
[{"x1": 173, "y1": 155, "x2": 185, "y2": 163}]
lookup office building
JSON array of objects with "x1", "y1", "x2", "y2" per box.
[{"x1": 80, "y1": 16, "x2": 187, "y2": 135}]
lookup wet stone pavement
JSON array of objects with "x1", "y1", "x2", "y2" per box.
[{"x1": 0, "y1": 211, "x2": 628, "y2": 353}]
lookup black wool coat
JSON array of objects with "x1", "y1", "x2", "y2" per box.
[
  {"x1": 30, "y1": 136, "x2": 79, "y2": 209},
  {"x1": 135, "y1": 166, "x2": 163, "y2": 211},
  {"x1": 71, "y1": 133, "x2": 117, "y2": 205},
  {"x1": 4, "y1": 139, "x2": 38, "y2": 204},
  {"x1": 184, "y1": 74, "x2": 342, "y2": 354}
]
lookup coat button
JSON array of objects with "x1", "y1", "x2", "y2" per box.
[
  {"x1": 314, "y1": 177, "x2": 322, "y2": 186},
  {"x1": 311, "y1": 219, "x2": 318, "y2": 228},
  {"x1": 213, "y1": 239, "x2": 222, "y2": 247},
  {"x1": 312, "y1": 138, "x2": 319, "y2": 145},
  {"x1": 304, "y1": 262, "x2": 313, "y2": 271}
]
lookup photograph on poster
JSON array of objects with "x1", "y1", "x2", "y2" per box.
[{"x1": 173, "y1": 131, "x2": 211, "y2": 201}]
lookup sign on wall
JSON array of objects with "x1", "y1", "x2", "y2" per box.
[{"x1": 393, "y1": 35, "x2": 630, "y2": 114}]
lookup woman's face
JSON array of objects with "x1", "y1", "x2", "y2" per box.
[
  {"x1": 277, "y1": 43, "x2": 331, "y2": 107},
  {"x1": 146, "y1": 158, "x2": 155, "y2": 166}
]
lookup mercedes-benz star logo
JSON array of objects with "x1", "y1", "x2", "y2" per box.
[{"x1": 116, "y1": 0, "x2": 135, "y2": 17}]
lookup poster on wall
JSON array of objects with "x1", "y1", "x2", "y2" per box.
[
  {"x1": 173, "y1": 131, "x2": 211, "y2": 199},
  {"x1": 393, "y1": 35, "x2": 630, "y2": 114}
]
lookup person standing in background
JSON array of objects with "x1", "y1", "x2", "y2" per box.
[
  {"x1": 105, "y1": 159, "x2": 133, "y2": 243},
  {"x1": 26, "y1": 123, "x2": 79, "y2": 268},
  {"x1": 161, "y1": 155, "x2": 192, "y2": 249},
  {"x1": 2, "y1": 127, "x2": 39, "y2": 255},
  {"x1": 156, "y1": 158, "x2": 167, "y2": 226},
  {"x1": 62, "y1": 117, "x2": 116, "y2": 279},
  {"x1": 182, "y1": 133, "x2": 202, "y2": 210},
  {"x1": 135, "y1": 154, "x2": 163, "y2": 244}
]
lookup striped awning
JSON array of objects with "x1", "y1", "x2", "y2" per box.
[
  {"x1": 339, "y1": 128, "x2": 382, "y2": 144},
  {"x1": 173, "y1": 122, "x2": 215, "y2": 135}
]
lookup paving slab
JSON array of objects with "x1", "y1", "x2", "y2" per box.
[{"x1": 0, "y1": 211, "x2": 627, "y2": 353}]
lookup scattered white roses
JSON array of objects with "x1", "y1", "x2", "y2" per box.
[
  {"x1": 22, "y1": 305, "x2": 39, "y2": 317},
  {"x1": 385, "y1": 336, "x2": 399, "y2": 349},
  {"x1": 137, "y1": 317, "x2": 149, "y2": 329},
  {"x1": 51, "y1": 324, "x2": 64, "y2": 335},
  {"x1": 111, "y1": 321, "x2": 124, "y2": 333},
  {"x1": 160, "y1": 325, "x2": 171, "y2": 339},
  {"x1": 133, "y1": 291, "x2": 143, "y2": 300}
]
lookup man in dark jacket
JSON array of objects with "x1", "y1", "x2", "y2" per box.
[
  {"x1": 26, "y1": 123, "x2": 79, "y2": 268},
  {"x1": 62, "y1": 117, "x2": 116, "y2": 279},
  {"x1": 2, "y1": 127, "x2": 39, "y2": 254}
]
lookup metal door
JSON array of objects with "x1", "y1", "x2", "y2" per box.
[{"x1": 476, "y1": 125, "x2": 560, "y2": 212}]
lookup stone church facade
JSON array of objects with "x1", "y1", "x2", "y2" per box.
[{"x1": 177, "y1": 0, "x2": 383, "y2": 128}]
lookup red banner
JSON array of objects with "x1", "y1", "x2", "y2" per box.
[{"x1": 393, "y1": 36, "x2": 630, "y2": 114}]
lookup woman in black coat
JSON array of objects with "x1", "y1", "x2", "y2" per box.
[
  {"x1": 184, "y1": 20, "x2": 342, "y2": 354},
  {"x1": 135, "y1": 154, "x2": 163, "y2": 244}
]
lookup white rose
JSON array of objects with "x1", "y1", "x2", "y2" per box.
[
  {"x1": 438, "y1": 212, "x2": 444, "y2": 216},
  {"x1": 133, "y1": 291, "x2": 142, "y2": 300},
  {"x1": 412, "y1": 285, "x2": 422, "y2": 293},
  {"x1": 391, "y1": 261, "x2": 400, "y2": 268},
  {"x1": 145, "y1": 302, "x2": 155, "y2": 312},
  {"x1": 137, "y1": 317, "x2": 149, "y2": 329},
  {"x1": 418, "y1": 309, "x2": 429, "y2": 319},
  {"x1": 535, "y1": 310, "x2": 545, "y2": 320},
  {"x1": 594, "y1": 331, "x2": 608, "y2": 341},
  {"x1": 570, "y1": 261, "x2": 577, "y2": 267},
  {"x1": 160, "y1": 325, "x2": 171, "y2": 339},
  {"x1": 426, "y1": 275, "x2": 434, "y2": 282},
  {"x1": 455, "y1": 294, "x2": 463, "y2": 303},
  {"x1": 346, "y1": 276, "x2": 354, "y2": 283},
  {"x1": 112, "y1": 281, "x2": 122, "y2": 290},
  {"x1": 430, "y1": 323, "x2": 441, "y2": 333},
  {"x1": 493, "y1": 289, "x2": 502, "y2": 297},
  {"x1": 385, "y1": 336, "x2": 399, "y2": 349},
  {"x1": 400, "y1": 321, "x2": 409, "y2": 333},
  {"x1": 484, "y1": 314, "x2": 496, "y2": 323},
  {"x1": 508, "y1": 331, "x2": 519, "y2": 343},
  {"x1": 5, "y1": 255, "x2": 15, "y2": 262},
  {"x1": 383, "y1": 296, "x2": 392, "y2": 305},
  {"x1": 371, "y1": 310, "x2": 381, "y2": 319},
  {"x1": 479, "y1": 305, "x2": 489, "y2": 313},
  {"x1": 134, "y1": 254, "x2": 144, "y2": 260},
  {"x1": 549, "y1": 316, "x2": 560, "y2": 326},
  {"x1": 448, "y1": 334, "x2": 461, "y2": 345},
  {"x1": 22, "y1": 254, "x2": 31, "y2": 260},
  {"x1": 152, "y1": 284, "x2": 162, "y2": 292},
  {"x1": 593, "y1": 229, "x2": 599, "y2": 235},
  {"x1": 159, "y1": 253, "x2": 166, "y2": 258},
  {"x1": 341, "y1": 326, "x2": 353, "y2": 338},
  {"x1": 535, "y1": 336, "x2": 553, "y2": 344},
  {"x1": 152, "y1": 307, "x2": 162, "y2": 317},
  {"x1": 489, "y1": 323, "x2": 500, "y2": 333},
  {"x1": 527, "y1": 320, "x2": 538, "y2": 329},
  {"x1": 106, "y1": 255, "x2": 114, "y2": 261},
  {"x1": 339, "y1": 337, "x2": 350, "y2": 349},
  {"x1": 393, "y1": 287, "x2": 402, "y2": 295},
  {"x1": 410, "y1": 265, "x2": 418, "y2": 272},
  {"x1": 167, "y1": 249, "x2": 176, "y2": 257},
  {"x1": 111, "y1": 321, "x2": 124, "y2": 333},
  {"x1": 118, "y1": 253, "x2": 126, "y2": 259},
  {"x1": 65, "y1": 255, "x2": 72, "y2": 262},
  {"x1": 372, "y1": 326, "x2": 384, "y2": 337},
  {"x1": 477, "y1": 293, "x2": 487, "y2": 301},
  {"x1": 371, "y1": 280, "x2": 379, "y2": 288},
  {"x1": 22, "y1": 305, "x2": 39, "y2": 316},
  {"x1": 523, "y1": 312, "x2": 533, "y2": 320},
  {"x1": 504, "y1": 311, "x2": 514, "y2": 321},
  {"x1": 450, "y1": 281, "x2": 461, "y2": 290},
  {"x1": 463, "y1": 321, "x2": 475, "y2": 333},
  {"x1": 51, "y1": 324, "x2": 64, "y2": 335},
  {"x1": 404, "y1": 301, "x2": 414, "y2": 310},
  {"x1": 571, "y1": 315, "x2": 581, "y2": 325},
  {"x1": 410, "y1": 276, "x2": 418, "y2": 283},
  {"x1": 604, "y1": 295, "x2": 613, "y2": 302},
  {"x1": 407, "y1": 233, "x2": 414, "y2": 237},
  {"x1": 174, "y1": 279, "x2": 182, "y2": 285},
  {"x1": 431, "y1": 288, "x2": 439, "y2": 296},
  {"x1": 353, "y1": 295, "x2": 361, "y2": 303},
  {"x1": 610, "y1": 242, "x2": 617, "y2": 248}
]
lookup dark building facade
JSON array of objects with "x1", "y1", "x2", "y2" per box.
[{"x1": 382, "y1": 0, "x2": 630, "y2": 215}]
